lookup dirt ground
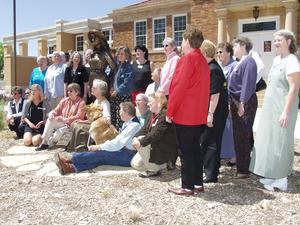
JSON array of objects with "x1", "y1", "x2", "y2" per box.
[{"x1": 0, "y1": 128, "x2": 299, "y2": 225}]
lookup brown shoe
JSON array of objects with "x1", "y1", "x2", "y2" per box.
[
  {"x1": 234, "y1": 173, "x2": 250, "y2": 179},
  {"x1": 194, "y1": 186, "x2": 205, "y2": 193},
  {"x1": 168, "y1": 187, "x2": 194, "y2": 196},
  {"x1": 55, "y1": 153, "x2": 75, "y2": 175}
]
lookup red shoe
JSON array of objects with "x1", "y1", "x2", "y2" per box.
[{"x1": 168, "y1": 187, "x2": 194, "y2": 196}]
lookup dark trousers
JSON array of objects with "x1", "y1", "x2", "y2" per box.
[
  {"x1": 230, "y1": 94, "x2": 257, "y2": 174},
  {"x1": 175, "y1": 123, "x2": 206, "y2": 190},
  {"x1": 202, "y1": 110, "x2": 228, "y2": 179},
  {"x1": 8, "y1": 116, "x2": 23, "y2": 138}
]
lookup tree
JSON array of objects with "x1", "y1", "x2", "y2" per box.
[{"x1": 0, "y1": 42, "x2": 3, "y2": 80}]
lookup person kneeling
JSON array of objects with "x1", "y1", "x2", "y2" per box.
[
  {"x1": 55, "y1": 102, "x2": 142, "y2": 175},
  {"x1": 131, "y1": 93, "x2": 177, "y2": 178}
]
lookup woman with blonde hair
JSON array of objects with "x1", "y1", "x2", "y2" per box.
[
  {"x1": 22, "y1": 84, "x2": 51, "y2": 146},
  {"x1": 131, "y1": 92, "x2": 177, "y2": 177},
  {"x1": 200, "y1": 40, "x2": 228, "y2": 183}
]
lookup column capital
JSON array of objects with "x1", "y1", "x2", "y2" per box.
[
  {"x1": 215, "y1": 8, "x2": 228, "y2": 18},
  {"x1": 282, "y1": 0, "x2": 299, "y2": 11}
]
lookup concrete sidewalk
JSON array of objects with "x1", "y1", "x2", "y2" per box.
[{"x1": 0, "y1": 144, "x2": 138, "y2": 177}]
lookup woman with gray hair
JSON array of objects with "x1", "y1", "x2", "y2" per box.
[
  {"x1": 249, "y1": 30, "x2": 300, "y2": 191},
  {"x1": 67, "y1": 79, "x2": 111, "y2": 152},
  {"x1": 158, "y1": 37, "x2": 180, "y2": 96}
]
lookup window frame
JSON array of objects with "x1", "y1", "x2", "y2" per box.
[
  {"x1": 173, "y1": 14, "x2": 187, "y2": 47},
  {"x1": 102, "y1": 29, "x2": 113, "y2": 47},
  {"x1": 75, "y1": 34, "x2": 84, "y2": 52},
  {"x1": 152, "y1": 16, "x2": 166, "y2": 50},
  {"x1": 134, "y1": 19, "x2": 147, "y2": 48}
]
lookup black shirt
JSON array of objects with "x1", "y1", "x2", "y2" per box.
[
  {"x1": 132, "y1": 60, "x2": 152, "y2": 92},
  {"x1": 64, "y1": 66, "x2": 89, "y2": 97}
]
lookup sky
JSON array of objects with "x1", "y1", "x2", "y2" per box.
[{"x1": 0, "y1": 0, "x2": 142, "y2": 56}]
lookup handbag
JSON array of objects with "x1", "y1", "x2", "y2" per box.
[{"x1": 256, "y1": 78, "x2": 267, "y2": 92}]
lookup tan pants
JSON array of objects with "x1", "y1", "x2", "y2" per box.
[
  {"x1": 42, "y1": 118, "x2": 67, "y2": 146},
  {"x1": 131, "y1": 145, "x2": 166, "y2": 172}
]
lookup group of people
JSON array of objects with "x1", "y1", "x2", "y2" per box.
[{"x1": 5, "y1": 27, "x2": 300, "y2": 196}]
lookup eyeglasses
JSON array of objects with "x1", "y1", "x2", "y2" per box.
[
  {"x1": 216, "y1": 51, "x2": 223, "y2": 54},
  {"x1": 67, "y1": 90, "x2": 74, "y2": 93}
]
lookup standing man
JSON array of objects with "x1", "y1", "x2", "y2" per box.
[
  {"x1": 6, "y1": 87, "x2": 25, "y2": 138},
  {"x1": 167, "y1": 28, "x2": 210, "y2": 196}
]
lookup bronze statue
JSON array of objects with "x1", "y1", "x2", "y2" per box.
[{"x1": 87, "y1": 30, "x2": 116, "y2": 97}]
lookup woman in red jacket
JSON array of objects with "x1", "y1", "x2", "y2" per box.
[{"x1": 167, "y1": 28, "x2": 210, "y2": 196}]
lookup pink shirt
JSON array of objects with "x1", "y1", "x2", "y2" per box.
[
  {"x1": 158, "y1": 52, "x2": 180, "y2": 95},
  {"x1": 52, "y1": 96, "x2": 86, "y2": 126}
]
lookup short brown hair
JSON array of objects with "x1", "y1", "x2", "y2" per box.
[
  {"x1": 200, "y1": 40, "x2": 216, "y2": 58},
  {"x1": 233, "y1": 37, "x2": 253, "y2": 53},
  {"x1": 120, "y1": 102, "x2": 136, "y2": 117},
  {"x1": 183, "y1": 27, "x2": 204, "y2": 48}
]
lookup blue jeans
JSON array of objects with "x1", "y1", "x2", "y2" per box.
[{"x1": 72, "y1": 149, "x2": 136, "y2": 172}]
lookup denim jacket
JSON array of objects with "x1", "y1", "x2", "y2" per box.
[{"x1": 113, "y1": 61, "x2": 134, "y2": 95}]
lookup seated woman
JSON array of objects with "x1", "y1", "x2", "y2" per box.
[
  {"x1": 135, "y1": 93, "x2": 150, "y2": 126},
  {"x1": 67, "y1": 79, "x2": 111, "y2": 152},
  {"x1": 131, "y1": 93, "x2": 177, "y2": 177},
  {"x1": 36, "y1": 83, "x2": 86, "y2": 151},
  {"x1": 22, "y1": 84, "x2": 51, "y2": 146},
  {"x1": 55, "y1": 102, "x2": 142, "y2": 175}
]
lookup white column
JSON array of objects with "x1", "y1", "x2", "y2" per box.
[
  {"x1": 215, "y1": 8, "x2": 228, "y2": 44},
  {"x1": 282, "y1": 0, "x2": 299, "y2": 36}
]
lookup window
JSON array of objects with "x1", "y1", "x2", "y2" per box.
[
  {"x1": 173, "y1": 15, "x2": 187, "y2": 47},
  {"x1": 242, "y1": 21, "x2": 276, "y2": 32},
  {"x1": 75, "y1": 35, "x2": 84, "y2": 52},
  {"x1": 135, "y1": 20, "x2": 147, "y2": 47},
  {"x1": 48, "y1": 46, "x2": 55, "y2": 55},
  {"x1": 153, "y1": 17, "x2": 166, "y2": 49},
  {"x1": 102, "y1": 29, "x2": 113, "y2": 47}
]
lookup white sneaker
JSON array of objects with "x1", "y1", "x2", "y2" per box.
[
  {"x1": 259, "y1": 178, "x2": 274, "y2": 185},
  {"x1": 264, "y1": 177, "x2": 288, "y2": 192}
]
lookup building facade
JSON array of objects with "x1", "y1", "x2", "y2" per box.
[{"x1": 2, "y1": 0, "x2": 300, "y2": 91}]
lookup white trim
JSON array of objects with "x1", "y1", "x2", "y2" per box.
[
  {"x1": 152, "y1": 16, "x2": 166, "y2": 50},
  {"x1": 134, "y1": 19, "x2": 147, "y2": 48},
  {"x1": 75, "y1": 34, "x2": 84, "y2": 52},
  {"x1": 238, "y1": 16, "x2": 280, "y2": 34},
  {"x1": 172, "y1": 14, "x2": 187, "y2": 47},
  {"x1": 102, "y1": 28, "x2": 113, "y2": 47}
]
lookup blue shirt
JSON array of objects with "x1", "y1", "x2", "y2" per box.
[
  {"x1": 99, "y1": 116, "x2": 141, "y2": 151},
  {"x1": 44, "y1": 63, "x2": 66, "y2": 99},
  {"x1": 29, "y1": 67, "x2": 47, "y2": 92}
]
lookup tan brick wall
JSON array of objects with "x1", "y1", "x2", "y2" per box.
[
  {"x1": 190, "y1": 0, "x2": 218, "y2": 44},
  {"x1": 113, "y1": 22, "x2": 134, "y2": 49},
  {"x1": 56, "y1": 32, "x2": 75, "y2": 52},
  {"x1": 4, "y1": 56, "x2": 36, "y2": 90}
]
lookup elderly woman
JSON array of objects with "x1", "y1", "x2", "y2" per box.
[
  {"x1": 44, "y1": 51, "x2": 66, "y2": 109},
  {"x1": 145, "y1": 68, "x2": 161, "y2": 97},
  {"x1": 29, "y1": 56, "x2": 48, "y2": 92},
  {"x1": 67, "y1": 79, "x2": 111, "y2": 152},
  {"x1": 158, "y1": 37, "x2": 180, "y2": 96},
  {"x1": 131, "y1": 45, "x2": 153, "y2": 102},
  {"x1": 131, "y1": 93, "x2": 177, "y2": 177},
  {"x1": 135, "y1": 93, "x2": 150, "y2": 126},
  {"x1": 217, "y1": 42, "x2": 237, "y2": 166},
  {"x1": 249, "y1": 30, "x2": 300, "y2": 191},
  {"x1": 36, "y1": 83, "x2": 85, "y2": 151},
  {"x1": 110, "y1": 46, "x2": 134, "y2": 129},
  {"x1": 22, "y1": 84, "x2": 51, "y2": 146},
  {"x1": 200, "y1": 40, "x2": 228, "y2": 183},
  {"x1": 64, "y1": 52, "x2": 89, "y2": 99},
  {"x1": 228, "y1": 37, "x2": 257, "y2": 179}
]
